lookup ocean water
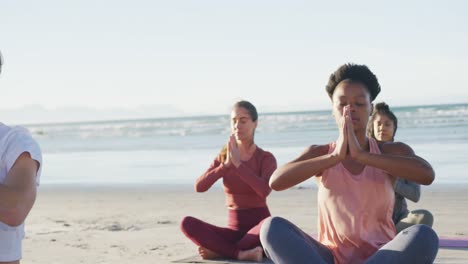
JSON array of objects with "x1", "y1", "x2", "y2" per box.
[{"x1": 24, "y1": 103, "x2": 468, "y2": 185}]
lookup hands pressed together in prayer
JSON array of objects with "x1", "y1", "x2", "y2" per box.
[
  {"x1": 224, "y1": 134, "x2": 241, "y2": 168},
  {"x1": 333, "y1": 105, "x2": 367, "y2": 161}
]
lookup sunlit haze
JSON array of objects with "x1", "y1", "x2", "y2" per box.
[{"x1": 1, "y1": 0, "x2": 467, "y2": 124}]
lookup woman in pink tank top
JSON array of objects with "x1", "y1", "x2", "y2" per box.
[{"x1": 260, "y1": 64, "x2": 439, "y2": 264}]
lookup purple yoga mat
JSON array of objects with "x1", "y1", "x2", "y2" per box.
[
  {"x1": 309, "y1": 234, "x2": 468, "y2": 249},
  {"x1": 439, "y1": 236, "x2": 468, "y2": 248}
]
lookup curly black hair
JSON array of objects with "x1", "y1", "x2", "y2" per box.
[{"x1": 326, "y1": 63, "x2": 381, "y2": 101}]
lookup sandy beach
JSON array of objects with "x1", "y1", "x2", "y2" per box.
[{"x1": 22, "y1": 184, "x2": 468, "y2": 264}]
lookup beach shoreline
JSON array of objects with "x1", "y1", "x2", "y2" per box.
[{"x1": 21, "y1": 183, "x2": 468, "y2": 263}]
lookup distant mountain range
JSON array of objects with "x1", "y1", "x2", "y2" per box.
[{"x1": 0, "y1": 104, "x2": 188, "y2": 125}]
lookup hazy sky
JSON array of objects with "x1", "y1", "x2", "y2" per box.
[{"x1": 1, "y1": 0, "x2": 467, "y2": 124}]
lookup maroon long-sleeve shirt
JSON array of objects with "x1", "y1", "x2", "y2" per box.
[{"x1": 195, "y1": 147, "x2": 277, "y2": 209}]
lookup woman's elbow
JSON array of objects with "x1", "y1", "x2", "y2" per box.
[
  {"x1": 269, "y1": 178, "x2": 287, "y2": 191},
  {"x1": 0, "y1": 209, "x2": 26, "y2": 227},
  {"x1": 194, "y1": 184, "x2": 208, "y2": 193},
  {"x1": 269, "y1": 170, "x2": 282, "y2": 190},
  {"x1": 258, "y1": 188, "x2": 272, "y2": 199},
  {"x1": 4, "y1": 216, "x2": 25, "y2": 227},
  {"x1": 422, "y1": 177, "x2": 434, "y2": 186},
  {"x1": 421, "y1": 169, "x2": 435, "y2": 185},
  {"x1": 269, "y1": 168, "x2": 295, "y2": 191},
  {"x1": 407, "y1": 193, "x2": 421, "y2": 203}
]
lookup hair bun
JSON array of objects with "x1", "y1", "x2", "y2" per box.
[{"x1": 375, "y1": 102, "x2": 390, "y2": 111}]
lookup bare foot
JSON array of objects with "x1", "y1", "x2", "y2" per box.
[
  {"x1": 198, "y1": 246, "x2": 222, "y2": 259},
  {"x1": 237, "y1": 246, "x2": 263, "y2": 262}
]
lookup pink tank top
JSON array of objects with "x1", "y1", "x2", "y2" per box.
[{"x1": 317, "y1": 138, "x2": 396, "y2": 264}]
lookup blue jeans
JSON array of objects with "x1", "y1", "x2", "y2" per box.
[{"x1": 260, "y1": 217, "x2": 439, "y2": 264}]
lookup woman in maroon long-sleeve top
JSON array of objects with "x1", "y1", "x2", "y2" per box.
[{"x1": 180, "y1": 100, "x2": 277, "y2": 262}]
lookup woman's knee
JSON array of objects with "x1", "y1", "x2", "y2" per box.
[
  {"x1": 259, "y1": 217, "x2": 290, "y2": 257},
  {"x1": 180, "y1": 216, "x2": 198, "y2": 233},
  {"x1": 260, "y1": 217, "x2": 290, "y2": 243},
  {"x1": 418, "y1": 224, "x2": 438, "y2": 242},
  {"x1": 406, "y1": 224, "x2": 439, "y2": 248}
]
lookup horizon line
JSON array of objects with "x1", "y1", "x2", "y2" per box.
[{"x1": 17, "y1": 101, "x2": 468, "y2": 127}]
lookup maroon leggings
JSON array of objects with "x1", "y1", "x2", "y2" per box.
[{"x1": 180, "y1": 207, "x2": 271, "y2": 259}]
